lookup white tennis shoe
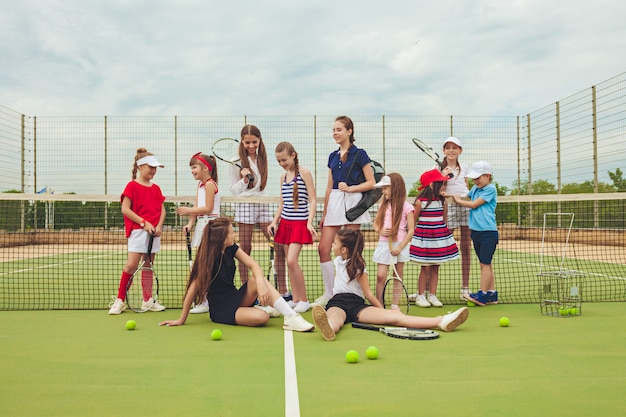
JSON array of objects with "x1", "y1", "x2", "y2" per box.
[
  {"x1": 283, "y1": 313, "x2": 314, "y2": 332},
  {"x1": 439, "y1": 307, "x2": 469, "y2": 332}
]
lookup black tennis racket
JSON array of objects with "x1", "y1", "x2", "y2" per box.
[
  {"x1": 185, "y1": 229, "x2": 193, "y2": 272},
  {"x1": 412, "y1": 138, "x2": 453, "y2": 178},
  {"x1": 351, "y1": 322, "x2": 439, "y2": 340},
  {"x1": 211, "y1": 137, "x2": 254, "y2": 184},
  {"x1": 126, "y1": 233, "x2": 159, "y2": 313},
  {"x1": 266, "y1": 238, "x2": 278, "y2": 289}
]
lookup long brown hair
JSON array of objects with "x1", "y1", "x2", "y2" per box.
[
  {"x1": 239, "y1": 124, "x2": 268, "y2": 191},
  {"x1": 337, "y1": 228, "x2": 366, "y2": 282},
  {"x1": 373, "y1": 173, "x2": 406, "y2": 241},
  {"x1": 415, "y1": 181, "x2": 446, "y2": 209},
  {"x1": 185, "y1": 217, "x2": 231, "y2": 304},
  {"x1": 275, "y1": 141, "x2": 301, "y2": 209},
  {"x1": 335, "y1": 116, "x2": 355, "y2": 163},
  {"x1": 131, "y1": 148, "x2": 153, "y2": 179}
]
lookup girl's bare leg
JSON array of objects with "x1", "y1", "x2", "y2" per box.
[{"x1": 237, "y1": 223, "x2": 254, "y2": 285}]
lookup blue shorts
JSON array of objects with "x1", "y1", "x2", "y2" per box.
[
  {"x1": 470, "y1": 230, "x2": 499, "y2": 265},
  {"x1": 326, "y1": 293, "x2": 370, "y2": 323}
]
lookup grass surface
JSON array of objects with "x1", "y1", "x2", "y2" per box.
[{"x1": 2, "y1": 302, "x2": 625, "y2": 416}]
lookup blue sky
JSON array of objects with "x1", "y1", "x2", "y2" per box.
[{"x1": 1, "y1": 0, "x2": 625, "y2": 117}]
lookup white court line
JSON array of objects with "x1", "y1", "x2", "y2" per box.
[
  {"x1": 284, "y1": 329, "x2": 300, "y2": 417},
  {"x1": 0, "y1": 252, "x2": 125, "y2": 277},
  {"x1": 500, "y1": 257, "x2": 626, "y2": 281}
]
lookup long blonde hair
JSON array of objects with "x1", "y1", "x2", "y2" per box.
[{"x1": 373, "y1": 173, "x2": 406, "y2": 241}]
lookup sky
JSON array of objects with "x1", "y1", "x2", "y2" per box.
[{"x1": 1, "y1": 0, "x2": 625, "y2": 117}]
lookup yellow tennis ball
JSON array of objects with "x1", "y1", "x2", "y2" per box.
[
  {"x1": 366, "y1": 346, "x2": 379, "y2": 360},
  {"x1": 499, "y1": 317, "x2": 510, "y2": 327},
  {"x1": 345, "y1": 349, "x2": 359, "y2": 363},
  {"x1": 211, "y1": 329, "x2": 223, "y2": 340},
  {"x1": 125, "y1": 320, "x2": 136, "y2": 330},
  {"x1": 467, "y1": 301, "x2": 476, "y2": 307},
  {"x1": 569, "y1": 307, "x2": 578, "y2": 315},
  {"x1": 558, "y1": 307, "x2": 569, "y2": 316}
]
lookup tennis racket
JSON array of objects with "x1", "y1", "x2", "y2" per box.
[
  {"x1": 351, "y1": 322, "x2": 439, "y2": 340},
  {"x1": 126, "y1": 233, "x2": 159, "y2": 313},
  {"x1": 382, "y1": 274, "x2": 410, "y2": 314},
  {"x1": 185, "y1": 230, "x2": 193, "y2": 271},
  {"x1": 412, "y1": 138, "x2": 453, "y2": 178},
  {"x1": 211, "y1": 137, "x2": 254, "y2": 184},
  {"x1": 266, "y1": 237, "x2": 278, "y2": 289}
]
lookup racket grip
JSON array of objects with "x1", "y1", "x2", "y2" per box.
[{"x1": 246, "y1": 173, "x2": 254, "y2": 183}]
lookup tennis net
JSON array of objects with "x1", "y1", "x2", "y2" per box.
[{"x1": 1, "y1": 193, "x2": 625, "y2": 310}]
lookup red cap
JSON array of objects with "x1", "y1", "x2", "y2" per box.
[{"x1": 418, "y1": 169, "x2": 449, "y2": 190}]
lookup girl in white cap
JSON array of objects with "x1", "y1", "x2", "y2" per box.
[
  {"x1": 109, "y1": 148, "x2": 166, "y2": 315},
  {"x1": 371, "y1": 173, "x2": 415, "y2": 307},
  {"x1": 438, "y1": 137, "x2": 472, "y2": 300}
]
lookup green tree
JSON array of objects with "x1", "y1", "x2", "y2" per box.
[
  {"x1": 510, "y1": 179, "x2": 556, "y2": 195},
  {"x1": 608, "y1": 168, "x2": 626, "y2": 191},
  {"x1": 561, "y1": 180, "x2": 615, "y2": 193}
]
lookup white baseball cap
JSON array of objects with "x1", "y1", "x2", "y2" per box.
[
  {"x1": 374, "y1": 175, "x2": 392, "y2": 188},
  {"x1": 466, "y1": 161, "x2": 493, "y2": 179},
  {"x1": 443, "y1": 136, "x2": 462, "y2": 148}
]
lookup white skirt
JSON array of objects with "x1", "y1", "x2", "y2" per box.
[
  {"x1": 324, "y1": 189, "x2": 371, "y2": 226},
  {"x1": 372, "y1": 240, "x2": 410, "y2": 264},
  {"x1": 191, "y1": 216, "x2": 217, "y2": 248},
  {"x1": 128, "y1": 229, "x2": 161, "y2": 253}
]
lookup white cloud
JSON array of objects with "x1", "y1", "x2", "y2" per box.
[{"x1": 1, "y1": 0, "x2": 625, "y2": 117}]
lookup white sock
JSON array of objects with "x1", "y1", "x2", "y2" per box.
[
  {"x1": 320, "y1": 261, "x2": 335, "y2": 298},
  {"x1": 273, "y1": 297, "x2": 296, "y2": 317}
]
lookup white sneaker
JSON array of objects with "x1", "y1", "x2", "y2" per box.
[
  {"x1": 427, "y1": 293, "x2": 443, "y2": 307},
  {"x1": 108, "y1": 297, "x2": 126, "y2": 315},
  {"x1": 439, "y1": 307, "x2": 469, "y2": 332},
  {"x1": 459, "y1": 288, "x2": 470, "y2": 301},
  {"x1": 293, "y1": 301, "x2": 311, "y2": 313},
  {"x1": 415, "y1": 294, "x2": 431, "y2": 308},
  {"x1": 310, "y1": 295, "x2": 329, "y2": 308},
  {"x1": 190, "y1": 300, "x2": 209, "y2": 314},
  {"x1": 283, "y1": 313, "x2": 314, "y2": 332},
  {"x1": 408, "y1": 293, "x2": 418, "y2": 302},
  {"x1": 255, "y1": 304, "x2": 281, "y2": 318},
  {"x1": 143, "y1": 298, "x2": 166, "y2": 312},
  {"x1": 312, "y1": 305, "x2": 335, "y2": 341},
  {"x1": 287, "y1": 300, "x2": 297, "y2": 309}
]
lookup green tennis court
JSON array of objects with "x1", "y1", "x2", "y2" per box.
[{"x1": 2, "y1": 303, "x2": 625, "y2": 417}]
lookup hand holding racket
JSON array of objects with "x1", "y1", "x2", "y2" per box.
[
  {"x1": 412, "y1": 138, "x2": 453, "y2": 178},
  {"x1": 212, "y1": 137, "x2": 254, "y2": 184}
]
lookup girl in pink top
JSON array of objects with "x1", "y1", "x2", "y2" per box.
[{"x1": 371, "y1": 173, "x2": 416, "y2": 307}]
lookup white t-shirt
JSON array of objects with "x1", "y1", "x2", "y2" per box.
[
  {"x1": 332, "y1": 256, "x2": 366, "y2": 298},
  {"x1": 434, "y1": 163, "x2": 469, "y2": 197}
]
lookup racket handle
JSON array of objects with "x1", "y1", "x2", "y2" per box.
[{"x1": 246, "y1": 173, "x2": 254, "y2": 183}]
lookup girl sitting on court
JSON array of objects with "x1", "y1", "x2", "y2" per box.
[
  {"x1": 176, "y1": 152, "x2": 220, "y2": 314},
  {"x1": 109, "y1": 148, "x2": 167, "y2": 315},
  {"x1": 159, "y1": 217, "x2": 315, "y2": 332},
  {"x1": 311, "y1": 228, "x2": 469, "y2": 341}
]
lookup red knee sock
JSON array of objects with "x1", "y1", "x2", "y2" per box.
[{"x1": 117, "y1": 271, "x2": 132, "y2": 300}]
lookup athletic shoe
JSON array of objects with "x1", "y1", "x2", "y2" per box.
[
  {"x1": 439, "y1": 307, "x2": 469, "y2": 332},
  {"x1": 427, "y1": 293, "x2": 443, "y2": 307},
  {"x1": 108, "y1": 297, "x2": 126, "y2": 315},
  {"x1": 189, "y1": 299, "x2": 209, "y2": 314},
  {"x1": 254, "y1": 304, "x2": 281, "y2": 318},
  {"x1": 143, "y1": 298, "x2": 166, "y2": 312},
  {"x1": 283, "y1": 313, "x2": 314, "y2": 332},
  {"x1": 293, "y1": 301, "x2": 311, "y2": 314},
  {"x1": 282, "y1": 291, "x2": 293, "y2": 302},
  {"x1": 467, "y1": 291, "x2": 489, "y2": 306},
  {"x1": 459, "y1": 288, "x2": 470, "y2": 301},
  {"x1": 408, "y1": 293, "x2": 418, "y2": 302},
  {"x1": 312, "y1": 305, "x2": 335, "y2": 341},
  {"x1": 287, "y1": 300, "x2": 297, "y2": 309},
  {"x1": 415, "y1": 294, "x2": 431, "y2": 308},
  {"x1": 486, "y1": 291, "x2": 499, "y2": 305},
  {"x1": 310, "y1": 295, "x2": 329, "y2": 308}
]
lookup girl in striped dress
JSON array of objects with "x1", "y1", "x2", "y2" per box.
[
  {"x1": 410, "y1": 169, "x2": 460, "y2": 308},
  {"x1": 268, "y1": 142, "x2": 318, "y2": 313}
]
